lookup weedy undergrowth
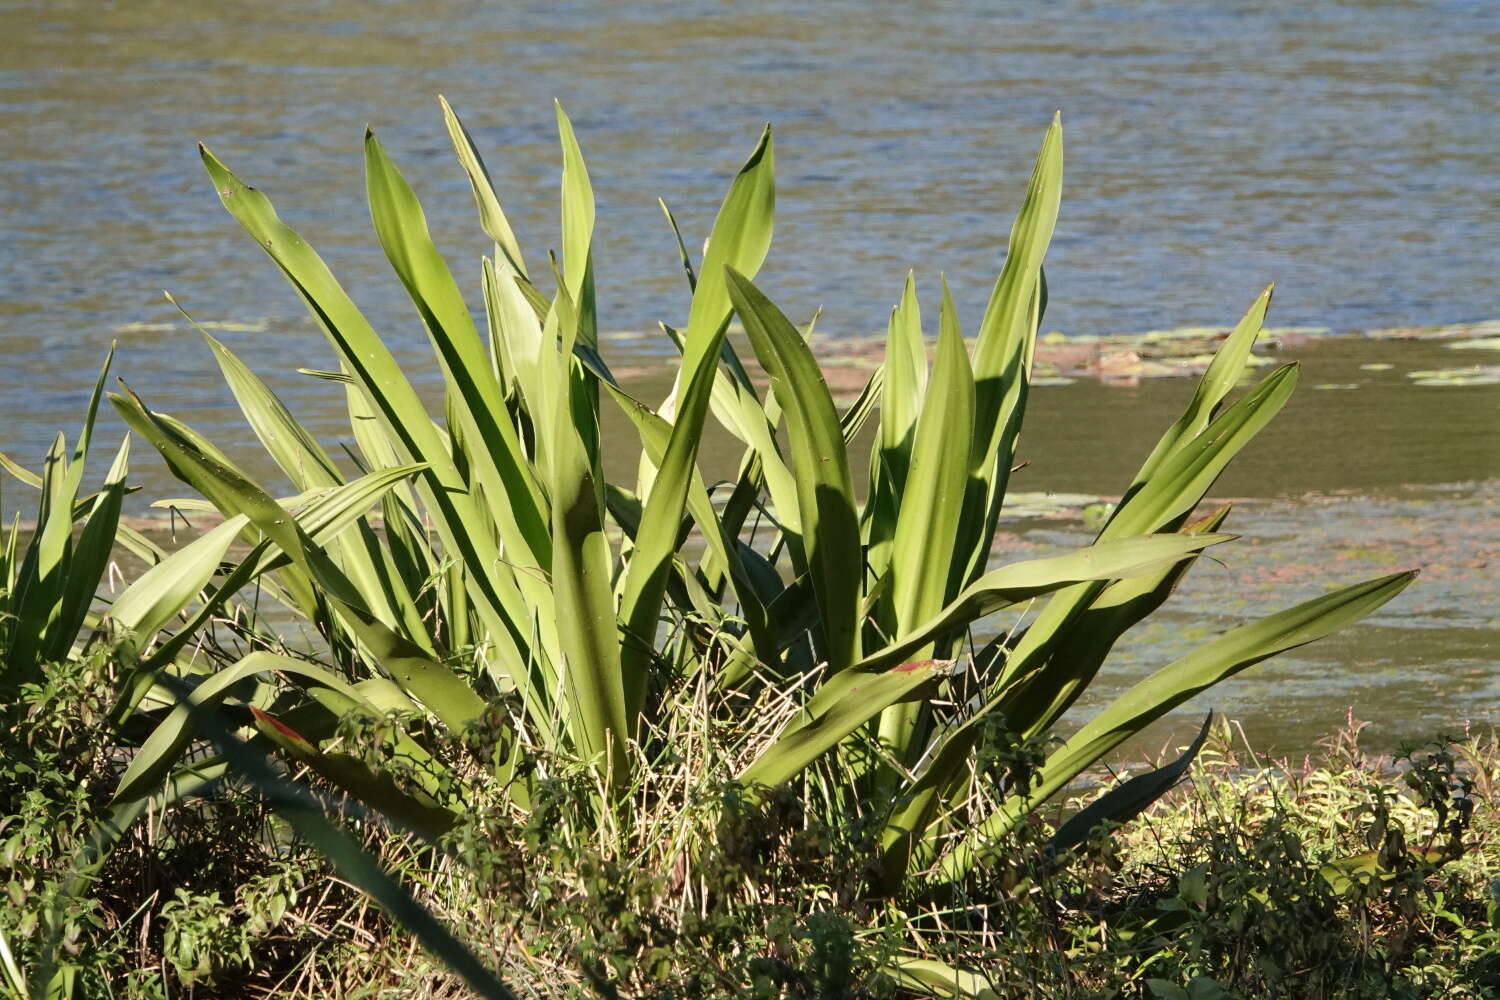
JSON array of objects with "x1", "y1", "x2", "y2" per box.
[{"x1": 1069, "y1": 721, "x2": 1500, "y2": 1000}]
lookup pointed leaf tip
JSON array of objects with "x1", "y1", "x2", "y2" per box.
[{"x1": 250, "y1": 707, "x2": 318, "y2": 754}]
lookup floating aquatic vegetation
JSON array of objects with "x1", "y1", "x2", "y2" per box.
[
  {"x1": 1358, "y1": 363, "x2": 1394, "y2": 371},
  {"x1": 114, "y1": 318, "x2": 270, "y2": 334},
  {"x1": 996, "y1": 491, "x2": 1108, "y2": 521},
  {"x1": 1406, "y1": 365, "x2": 1500, "y2": 387},
  {"x1": 1367, "y1": 319, "x2": 1500, "y2": 341},
  {"x1": 1448, "y1": 336, "x2": 1500, "y2": 352},
  {"x1": 113, "y1": 321, "x2": 177, "y2": 333}
]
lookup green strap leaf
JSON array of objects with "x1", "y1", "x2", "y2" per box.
[
  {"x1": 440, "y1": 95, "x2": 529, "y2": 277},
  {"x1": 1006, "y1": 505, "x2": 1233, "y2": 739},
  {"x1": 877, "y1": 279, "x2": 974, "y2": 759},
  {"x1": 726, "y1": 267, "x2": 862, "y2": 674},
  {"x1": 112, "y1": 385, "x2": 486, "y2": 731},
  {"x1": 1125, "y1": 285, "x2": 1272, "y2": 493},
  {"x1": 951, "y1": 116, "x2": 1063, "y2": 591},
  {"x1": 251, "y1": 707, "x2": 458, "y2": 841},
  {"x1": 364, "y1": 129, "x2": 552, "y2": 574},
  {"x1": 49, "y1": 436, "x2": 130, "y2": 661},
  {"x1": 1048, "y1": 712, "x2": 1214, "y2": 854},
  {"x1": 738, "y1": 659, "x2": 952, "y2": 790},
  {"x1": 940, "y1": 570, "x2": 1417, "y2": 883},
  {"x1": 680, "y1": 125, "x2": 774, "y2": 382},
  {"x1": 617, "y1": 320, "x2": 731, "y2": 725},
  {"x1": 198, "y1": 327, "x2": 343, "y2": 491},
  {"x1": 646, "y1": 125, "x2": 776, "y2": 512},
  {"x1": 580, "y1": 357, "x2": 779, "y2": 677},
  {"x1": 546, "y1": 281, "x2": 628, "y2": 774},
  {"x1": 883, "y1": 957, "x2": 998, "y2": 999},
  {"x1": 745, "y1": 534, "x2": 1231, "y2": 795},
  {"x1": 993, "y1": 363, "x2": 1300, "y2": 701},
  {"x1": 7, "y1": 434, "x2": 74, "y2": 680},
  {"x1": 865, "y1": 273, "x2": 924, "y2": 583},
  {"x1": 885, "y1": 277, "x2": 975, "y2": 638},
  {"x1": 555, "y1": 102, "x2": 598, "y2": 349},
  {"x1": 1105, "y1": 361, "x2": 1297, "y2": 542},
  {"x1": 856, "y1": 532, "x2": 1233, "y2": 674},
  {"x1": 105, "y1": 514, "x2": 247, "y2": 653},
  {"x1": 839, "y1": 363, "x2": 883, "y2": 448},
  {"x1": 971, "y1": 114, "x2": 1062, "y2": 419},
  {"x1": 195, "y1": 322, "x2": 436, "y2": 649},
  {"x1": 199, "y1": 144, "x2": 533, "y2": 686},
  {"x1": 112, "y1": 651, "x2": 378, "y2": 804},
  {"x1": 658, "y1": 199, "x2": 698, "y2": 291},
  {"x1": 874, "y1": 533, "x2": 1232, "y2": 884}
]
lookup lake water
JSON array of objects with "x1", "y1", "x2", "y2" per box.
[{"x1": 1, "y1": 0, "x2": 1496, "y2": 753}]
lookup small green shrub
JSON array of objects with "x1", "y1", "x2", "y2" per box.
[
  {"x1": 3, "y1": 100, "x2": 1438, "y2": 996},
  {"x1": 0, "y1": 650, "x2": 379, "y2": 998},
  {"x1": 112, "y1": 100, "x2": 1411, "y2": 968},
  {"x1": 1065, "y1": 723, "x2": 1500, "y2": 1000}
]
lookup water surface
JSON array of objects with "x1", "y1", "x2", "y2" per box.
[
  {"x1": 1, "y1": 0, "x2": 1496, "y2": 752},
  {"x1": 2, "y1": 0, "x2": 1497, "y2": 456}
]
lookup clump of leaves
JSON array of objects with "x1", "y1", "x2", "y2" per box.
[
  {"x1": 4, "y1": 97, "x2": 1432, "y2": 995},
  {"x1": 1073, "y1": 722, "x2": 1500, "y2": 1000},
  {"x1": 0, "y1": 652, "x2": 370, "y2": 998},
  {"x1": 89, "y1": 100, "x2": 1424, "y2": 995},
  {"x1": 0, "y1": 652, "x2": 120, "y2": 990}
]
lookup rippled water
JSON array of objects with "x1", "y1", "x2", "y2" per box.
[
  {"x1": 3, "y1": 1, "x2": 1498, "y2": 451},
  {"x1": 1, "y1": 0, "x2": 1495, "y2": 749}
]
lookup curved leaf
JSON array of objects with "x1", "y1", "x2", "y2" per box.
[
  {"x1": 1048, "y1": 712, "x2": 1214, "y2": 854},
  {"x1": 856, "y1": 532, "x2": 1233, "y2": 674},
  {"x1": 113, "y1": 652, "x2": 378, "y2": 804},
  {"x1": 940, "y1": 570, "x2": 1417, "y2": 882},
  {"x1": 738, "y1": 659, "x2": 953, "y2": 790},
  {"x1": 440, "y1": 95, "x2": 528, "y2": 277},
  {"x1": 726, "y1": 268, "x2": 861, "y2": 673},
  {"x1": 112, "y1": 386, "x2": 486, "y2": 730}
]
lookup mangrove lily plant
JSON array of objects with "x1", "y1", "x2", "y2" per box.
[{"x1": 91, "y1": 100, "x2": 1411, "y2": 988}]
